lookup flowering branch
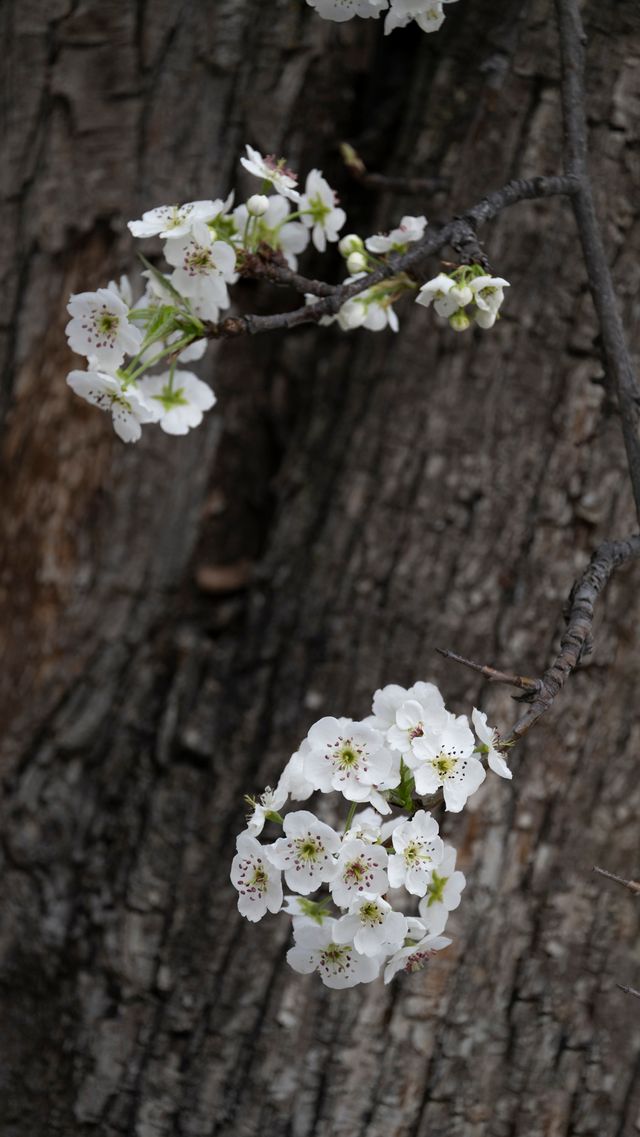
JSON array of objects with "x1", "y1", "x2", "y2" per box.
[{"x1": 204, "y1": 174, "x2": 577, "y2": 340}]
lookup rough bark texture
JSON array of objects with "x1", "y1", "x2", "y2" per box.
[{"x1": 2, "y1": 1, "x2": 640, "y2": 1135}]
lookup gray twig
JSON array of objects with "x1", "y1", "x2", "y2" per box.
[{"x1": 555, "y1": 0, "x2": 640, "y2": 525}]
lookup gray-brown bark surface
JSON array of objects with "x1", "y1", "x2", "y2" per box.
[{"x1": 1, "y1": 1, "x2": 640, "y2": 1134}]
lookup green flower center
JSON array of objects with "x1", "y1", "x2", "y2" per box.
[
  {"x1": 339, "y1": 745, "x2": 358, "y2": 768},
  {"x1": 425, "y1": 870, "x2": 448, "y2": 907},
  {"x1": 360, "y1": 901, "x2": 382, "y2": 924},
  {"x1": 250, "y1": 866, "x2": 268, "y2": 892},
  {"x1": 297, "y1": 837, "x2": 321, "y2": 862},
  {"x1": 434, "y1": 753, "x2": 457, "y2": 776},
  {"x1": 153, "y1": 384, "x2": 189, "y2": 412},
  {"x1": 307, "y1": 194, "x2": 331, "y2": 224},
  {"x1": 97, "y1": 313, "x2": 118, "y2": 335}
]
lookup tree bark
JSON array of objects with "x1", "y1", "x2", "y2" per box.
[{"x1": 2, "y1": 1, "x2": 640, "y2": 1135}]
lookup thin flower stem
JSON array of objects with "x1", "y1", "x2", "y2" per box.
[
  {"x1": 125, "y1": 336, "x2": 195, "y2": 383},
  {"x1": 344, "y1": 802, "x2": 357, "y2": 833}
]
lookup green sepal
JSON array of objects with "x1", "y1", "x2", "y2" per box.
[
  {"x1": 294, "y1": 897, "x2": 332, "y2": 925},
  {"x1": 387, "y1": 759, "x2": 416, "y2": 813},
  {"x1": 138, "y1": 254, "x2": 188, "y2": 305}
]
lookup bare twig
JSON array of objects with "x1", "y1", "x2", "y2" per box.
[
  {"x1": 555, "y1": 0, "x2": 640, "y2": 526},
  {"x1": 340, "y1": 142, "x2": 449, "y2": 196},
  {"x1": 441, "y1": 536, "x2": 640, "y2": 742},
  {"x1": 618, "y1": 984, "x2": 640, "y2": 999},
  {"x1": 205, "y1": 174, "x2": 578, "y2": 340},
  {"x1": 435, "y1": 648, "x2": 541, "y2": 693},
  {"x1": 509, "y1": 537, "x2": 640, "y2": 741},
  {"x1": 593, "y1": 866, "x2": 640, "y2": 895}
]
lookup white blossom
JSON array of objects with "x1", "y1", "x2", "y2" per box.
[
  {"x1": 247, "y1": 194, "x2": 270, "y2": 216},
  {"x1": 387, "y1": 810, "x2": 444, "y2": 896},
  {"x1": 339, "y1": 233, "x2": 364, "y2": 257},
  {"x1": 415, "y1": 273, "x2": 459, "y2": 318},
  {"x1": 233, "y1": 194, "x2": 309, "y2": 269},
  {"x1": 384, "y1": 0, "x2": 442, "y2": 32},
  {"x1": 365, "y1": 214, "x2": 427, "y2": 254},
  {"x1": 386, "y1": 690, "x2": 450, "y2": 763},
  {"x1": 278, "y1": 740, "x2": 315, "y2": 802},
  {"x1": 411, "y1": 715, "x2": 486, "y2": 811},
  {"x1": 139, "y1": 370, "x2": 216, "y2": 435},
  {"x1": 383, "y1": 932, "x2": 451, "y2": 983},
  {"x1": 470, "y1": 274, "x2": 509, "y2": 313},
  {"x1": 244, "y1": 782, "x2": 289, "y2": 837},
  {"x1": 240, "y1": 145, "x2": 300, "y2": 202},
  {"x1": 128, "y1": 200, "x2": 224, "y2": 240},
  {"x1": 337, "y1": 274, "x2": 401, "y2": 333},
  {"x1": 66, "y1": 369, "x2": 155, "y2": 443},
  {"x1": 346, "y1": 251, "x2": 368, "y2": 274},
  {"x1": 470, "y1": 275, "x2": 510, "y2": 328},
  {"x1": 334, "y1": 893, "x2": 408, "y2": 956},
  {"x1": 302, "y1": 716, "x2": 396, "y2": 806},
  {"x1": 299, "y1": 169, "x2": 346, "y2": 252},
  {"x1": 282, "y1": 894, "x2": 331, "y2": 927},
  {"x1": 307, "y1": 0, "x2": 388, "y2": 22},
  {"x1": 418, "y1": 845, "x2": 466, "y2": 935},
  {"x1": 106, "y1": 275, "x2": 133, "y2": 307},
  {"x1": 164, "y1": 230, "x2": 236, "y2": 320},
  {"x1": 329, "y1": 837, "x2": 389, "y2": 908},
  {"x1": 287, "y1": 919, "x2": 381, "y2": 988},
  {"x1": 66, "y1": 289, "x2": 143, "y2": 370},
  {"x1": 472, "y1": 707, "x2": 512, "y2": 780},
  {"x1": 266, "y1": 810, "x2": 341, "y2": 894},
  {"x1": 230, "y1": 831, "x2": 283, "y2": 922}
]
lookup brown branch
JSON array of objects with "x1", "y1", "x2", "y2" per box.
[
  {"x1": 507, "y1": 537, "x2": 640, "y2": 741},
  {"x1": 340, "y1": 142, "x2": 449, "y2": 196},
  {"x1": 435, "y1": 648, "x2": 541, "y2": 693},
  {"x1": 555, "y1": 0, "x2": 640, "y2": 526},
  {"x1": 617, "y1": 984, "x2": 640, "y2": 1000},
  {"x1": 593, "y1": 866, "x2": 640, "y2": 895},
  {"x1": 239, "y1": 249, "x2": 337, "y2": 298},
  {"x1": 441, "y1": 536, "x2": 640, "y2": 743},
  {"x1": 205, "y1": 174, "x2": 578, "y2": 340}
]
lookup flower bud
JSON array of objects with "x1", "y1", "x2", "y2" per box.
[
  {"x1": 247, "y1": 194, "x2": 270, "y2": 216},
  {"x1": 450, "y1": 284, "x2": 473, "y2": 307},
  {"x1": 474, "y1": 308, "x2": 497, "y2": 329},
  {"x1": 338, "y1": 233, "x2": 364, "y2": 257},
  {"x1": 346, "y1": 251, "x2": 368, "y2": 274},
  {"x1": 449, "y1": 309, "x2": 471, "y2": 332}
]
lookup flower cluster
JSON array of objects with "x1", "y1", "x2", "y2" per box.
[
  {"x1": 417, "y1": 265, "x2": 510, "y2": 331},
  {"x1": 231, "y1": 680, "x2": 512, "y2": 987},
  {"x1": 65, "y1": 145, "x2": 510, "y2": 442},
  {"x1": 307, "y1": 0, "x2": 460, "y2": 36},
  {"x1": 64, "y1": 147, "x2": 347, "y2": 442}
]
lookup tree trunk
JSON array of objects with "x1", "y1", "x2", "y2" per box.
[{"x1": 2, "y1": 1, "x2": 640, "y2": 1134}]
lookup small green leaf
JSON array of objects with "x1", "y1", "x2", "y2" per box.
[{"x1": 138, "y1": 254, "x2": 187, "y2": 305}]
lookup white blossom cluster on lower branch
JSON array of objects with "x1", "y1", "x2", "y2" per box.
[
  {"x1": 64, "y1": 144, "x2": 509, "y2": 442},
  {"x1": 231, "y1": 680, "x2": 512, "y2": 988},
  {"x1": 307, "y1": 0, "x2": 460, "y2": 36}
]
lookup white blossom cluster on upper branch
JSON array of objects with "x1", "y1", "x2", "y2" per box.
[
  {"x1": 231, "y1": 680, "x2": 512, "y2": 988},
  {"x1": 307, "y1": 0, "x2": 460, "y2": 35},
  {"x1": 64, "y1": 145, "x2": 509, "y2": 442}
]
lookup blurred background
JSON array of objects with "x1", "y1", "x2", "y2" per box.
[{"x1": 2, "y1": 1, "x2": 640, "y2": 1134}]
